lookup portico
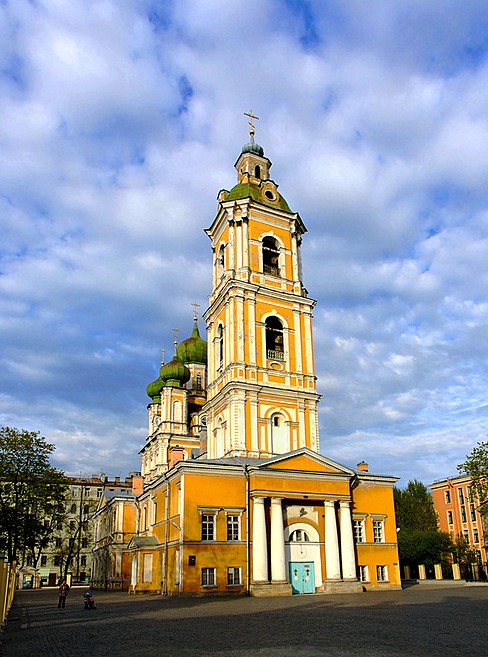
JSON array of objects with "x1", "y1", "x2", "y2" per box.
[{"x1": 249, "y1": 479, "x2": 363, "y2": 596}]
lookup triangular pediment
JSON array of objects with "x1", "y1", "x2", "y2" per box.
[{"x1": 250, "y1": 448, "x2": 355, "y2": 476}]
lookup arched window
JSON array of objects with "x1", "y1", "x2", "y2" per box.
[
  {"x1": 173, "y1": 400, "x2": 182, "y2": 422},
  {"x1": 262, "y1": 236, "x2": 280, "y2": 276},
  {"x1": 195, "y1": 373, "x2": 202, "y2": 389},
  {"x1": 270, "y1": 412, "x2": 287, "y2": 453},
  {"x1": 217, "y1": 324, "x2": 224, "y2": 368},
  {"x1": 265, "y1": 316, "x2": 284, "y2": 360},
  {"x1": 289, "y1": 529, "x2": 310, "y2": 542},
  {"x1": 217, "y1": 244, "x2": 225, "y2": 278},
  {"x1": 254, "y1": 164, "x2": 261, "y2": 179}
]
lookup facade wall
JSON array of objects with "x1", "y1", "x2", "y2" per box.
[{"x1": 430, "y1": 475, "x2": 487, "y2": 563}]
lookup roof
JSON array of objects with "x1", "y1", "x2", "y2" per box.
[
  {"x1": 130, "y1": 536, "x2": 158, "y2": 548},
  {"x1": 103, "y1": 490, "x2": 136, "y2": 501}
]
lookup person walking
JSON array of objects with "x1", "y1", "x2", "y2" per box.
[{"x1": 57, "y1": 579, "x2": 70, "y2": 608}]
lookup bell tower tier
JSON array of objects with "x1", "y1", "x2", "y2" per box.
[{"x1": 203, "y1": 131, "x2": 321, "y2": 460}]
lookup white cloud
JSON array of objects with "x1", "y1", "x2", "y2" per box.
[{"x1": 1, "y1": 0, "x2": 487, "y2": 484}]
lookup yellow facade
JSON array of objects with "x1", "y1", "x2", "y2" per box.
[{"x1": 129, "y1": 129, "x2": 401, "y2": 596}]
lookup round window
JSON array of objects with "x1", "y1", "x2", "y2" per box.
[{"x1": 264, "y1": 189, "x2": 276, "y2": 200}]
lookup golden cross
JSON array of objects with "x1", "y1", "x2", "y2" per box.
[
  {"x1": 172, "y1": 327, "x2": 179, "y2": 348},
  {"x1": 160, "y1": 347, "x2": 165, "y2": 365},
  {"x1": 244, "y1": 109, "x2": 259, "y2": 136},
  {"x1": 191, "y1": 301, "x2": 201, "y2": 320}
]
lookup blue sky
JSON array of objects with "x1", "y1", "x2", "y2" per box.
[{"x1": 1, "y1": 0, "x2": 487, "y2": 485}]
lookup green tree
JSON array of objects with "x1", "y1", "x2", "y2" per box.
[
  {"x1": 451, "y1": 533, "x2": 479, "y2": 566},
  {"x1": 394, "y1": 480, "x2": 452, "y2": 568},
  {"x1": 394, "y1": 479, "x2": 438, "y2": 531},
  {"x1": 458, "y1": 440, "x2": 488, "y2": 514},
  {"x1": 397, "y1": 529, "x2": 452, "y2": 568},
  {"x1": 0, "y1": 427, "x2": 68, "y2": 565}
]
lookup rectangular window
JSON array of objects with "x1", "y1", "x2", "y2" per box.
[
  {"x1": 471, "y1": 505, "x2": 476, "y2": 522},
  {"x1": 358, "y1": 565, "x2": 369, "y2": 582},
  {"x1": 177, "y1": 485, "x2": 181, "y2": 515},
  {"x1": 463, "y1": 530, "x2": 469, "y2": 543},
  {"x1": 227, "y1": 567, "x2": 241, "y2": 586},
  {"x1": 81, "y1": 556, "x2": 87, "y2": 566},
  {"x1": 467, "y1": 486, "x2": 473, "y2": 501},
  {"x1": 353, "y1": 519, "x2": 365, "y2": 543},
  {"x1": 55, "y1": 538, "x2": 62, "y2": 548},
  {"x1": 461, "y1": 506, "x2": 467, "y2": 523},
  {"x1": 373, "y1": 520, "x2": 385, "y2": 543},
  {"x1": 458, "y1": 488, "x2": 465, "y2": 504},
  {"x1": 43, "y1": 519, "x2": 50, "y2": 529},
  {"x1": 447, "y1": 510, "x2": 453, "y2": 525},
  {"x1": 227, "y1": 515, "x2": 240, "y2": 541},
  {"x1": 82, "y1": 538, "x2": 88, "y2": 548},
  {"x1": 445, "y1": 490, "x2": 451, "y2": 504},
  {"x1": 376, "y1": 565, "x2": 388, "y2": 582},
  {"x1": 474, "y1": 529, "x2": 479, "y2": 543},
  {"x1": 201, "y1": 514, "x2": 215, "y2": 541},
  {"x1": 69, "y1": 520, "x2": 76, "y2": 531},
  {"x1": 201, "y1": 567, "x2": 216, "y2": 587},
  {"x1": 54, "y1": 556, "x2": 61, "y2": 566},
  {"x1": 40, "y1": 556, "x2": 47, "y2": 567},
  {"x1": 142, "y1": 553, "x2": 153, "y2": 583}
]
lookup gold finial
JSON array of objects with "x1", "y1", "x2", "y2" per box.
[
  {"x1": 244, "y1": 109, "x2": 259, "y2": 137},
  {"x1": 160, "y1": 347, "x2": 165, "y2": 365},
  {"x1": 191, "y1": 301, "x2": 201, "y2": 321}
]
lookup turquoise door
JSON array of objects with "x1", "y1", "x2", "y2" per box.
[{"x1": 289, "y1": 562, "x2": 315, "y2": 594}]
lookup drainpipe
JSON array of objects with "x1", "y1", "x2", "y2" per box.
[
  {"x1": 162, "y1": 482, "x2": 169, "y2": 595},
  {"x1": 244, "y1": 465, "x2": 251, "y2": 595}
]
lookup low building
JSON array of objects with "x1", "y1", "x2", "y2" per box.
[
  {"x1": 430, "y1": 474, "x2": 487, "y2": 564},
  {"x1": 91, "y1": 479, "x2": 142, "y2": 590},
  {"x1": 38, "y1": 473, "x2": 137, "y2": 586}
]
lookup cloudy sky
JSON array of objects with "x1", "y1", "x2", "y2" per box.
[{"x1": 1, "y1": 1, "x2": 487, "y2": 486}]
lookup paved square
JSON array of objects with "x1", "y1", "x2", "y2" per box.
[{"x1": 3, "y1": 584, "x2": 488, "y2": 657}]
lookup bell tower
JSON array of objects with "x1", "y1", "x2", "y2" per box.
[{"x1": 203, "y1": 112, "x2": 320, "y2": 459}]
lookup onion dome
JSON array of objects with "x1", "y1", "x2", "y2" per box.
[
  {"x1": 146, "y1": 376, "x2": 165, "y2": 403},
  {"x1": 177, "y1": 320, "x2": 207, "y2": 365},
  {"x1": 241, "y1": 134, "x2": 264, "y2": 157},
  {"x1": 159, "y1": 354, "x2": 190, "y2": 388}
]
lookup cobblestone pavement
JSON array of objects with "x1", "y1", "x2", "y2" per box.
[{"x1": 2, "y1": 584, "x2": 488, "y2": 657}]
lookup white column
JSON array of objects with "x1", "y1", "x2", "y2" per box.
[
  {"x1": 242, "y1": 217, "x2": 249, "y2": 269},
  {"x1": 324, "y1": 500, "x2": 341, "y2": 580},
  {"x1": 293, "y1": 308, "x2": 302, "y2": 373},
  {"x1": 248, "y1": 294, "x2": 256, "y2": 365},
  {"x1": 270, "y1": 498, "x2": 287, "y2": 583},
  {"x1": 236, "y1": 293, "x2": 245, "y2": 363},
  {"x1": 339, "y1": 500, "x2": 357, "y2": 580},
  {"x1": 291, "y1": 230, "x2": 299, "y2": 281},
  {"x1": 236, "y1": 220, "x2": 243, "y2": 270},
  {"x1": 252, "y1": 497, "x2": 268, "y2": 582}
]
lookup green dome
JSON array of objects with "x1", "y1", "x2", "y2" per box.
[
  {"x1": 146, "y1": 376, "x2": 165, "y2": 403},
  {"x1": 177, "y1": 320, "x2": 207, "y2": 365},
  {"x1": 224, "y1": 180, "x2": 292, "y2": 213},
  {"x1": 241, "y1": 135, "x2": 264, "y2": 157},
  {"x1": 159, "y1": 354, "x2": 190, "y2": 387}
]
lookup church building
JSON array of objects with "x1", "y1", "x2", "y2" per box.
[{"x1": 128, "y1": 118, "x2": 401, "y2": 596}]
